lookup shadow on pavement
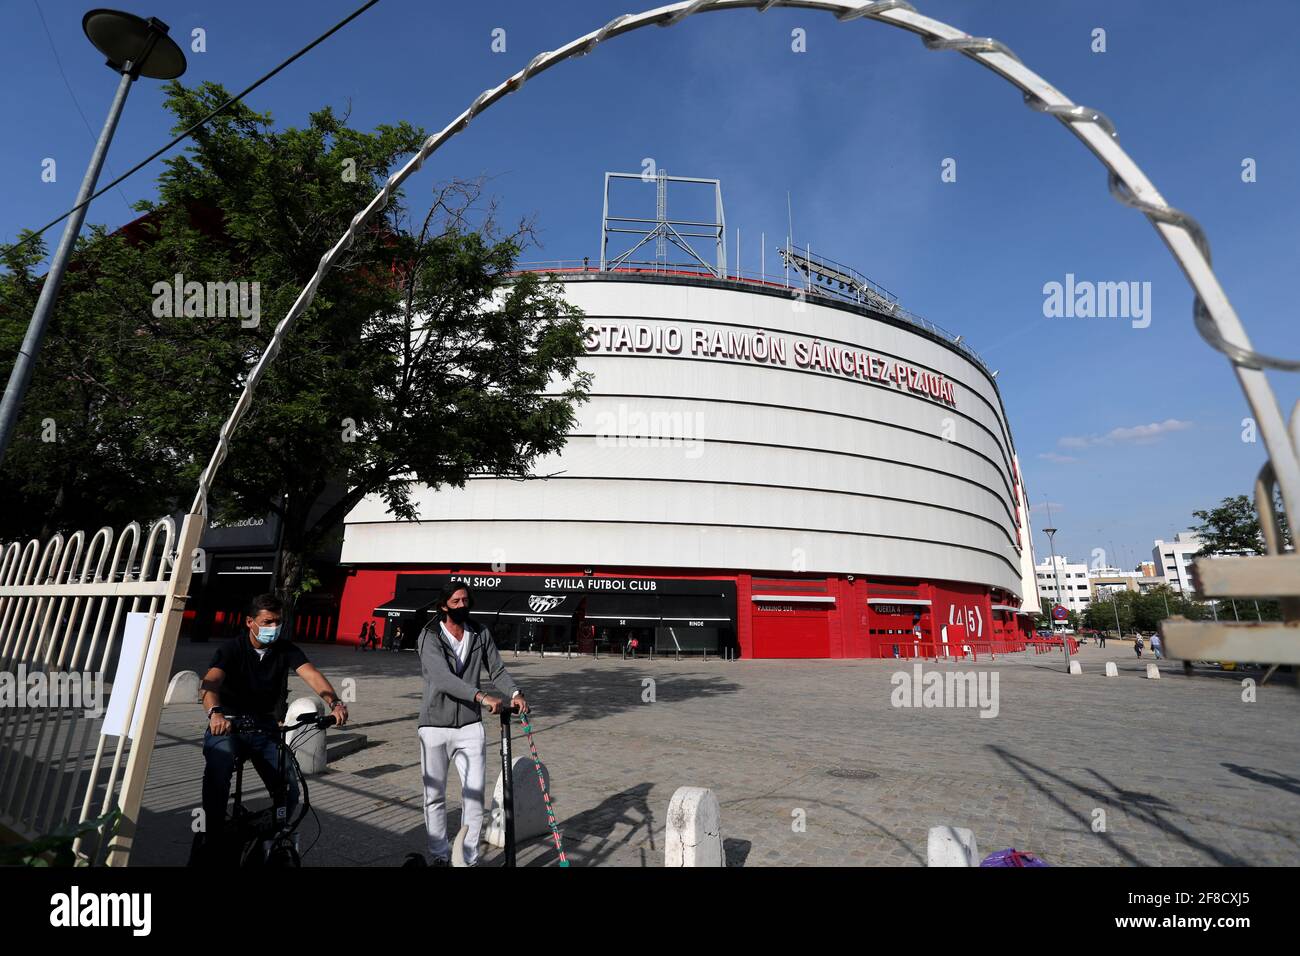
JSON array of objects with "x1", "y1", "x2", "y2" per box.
[
  {"x1": 542, "y1": 781, "x2": 657, "y2": 867},
  {"x1": 1222, "y1": 763, "x2": 1300, "y2": 797},
  {"x1": 988, "y1": 745, "x2": 1248, "y2": 865},
  {"x1": 501, "y1": 664, "x2": 743, "y2": 725}
]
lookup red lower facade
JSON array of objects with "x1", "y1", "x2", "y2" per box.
[{"x1": 338, "y1": 566, "x2": 1032, "y2": 659}]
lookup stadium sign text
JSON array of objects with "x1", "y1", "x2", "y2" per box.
[{"x1": 584, "y1": 322, "x2": 958, "y2": 406}]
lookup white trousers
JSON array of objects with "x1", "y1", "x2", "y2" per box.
[{"x1": 417, "y1": 722, "x2": 487, "y2": 864}]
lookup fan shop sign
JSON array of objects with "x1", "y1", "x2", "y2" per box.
[
  {"x1": 584, "y1": 322, "x2": 958, "y2": 407},
  {"x1": 449, "y1": 574, "x2": 662, "y2": 592}
]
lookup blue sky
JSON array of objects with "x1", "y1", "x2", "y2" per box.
[{"x1": 3, "y1": 0, "x2": 1297, "y2": 570}]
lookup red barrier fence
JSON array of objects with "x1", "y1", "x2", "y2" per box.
[{"x1": 884, "y1": 637, "x2": 1076, "y2": 661}]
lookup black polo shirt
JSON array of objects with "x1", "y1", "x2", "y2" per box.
[{"x1": 209, "y1": 635, "x2": 309, "y2": 721}]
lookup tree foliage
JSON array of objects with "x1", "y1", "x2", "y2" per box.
[
  {"x1": 1083, "y1": 585, "x2": 1217, "y2": 632},
  {"x1": 1192, "y1": 493, "x2": 1289, "y2": 557},
  {"x1": 0, "y1": 83, "x2": 591, "y2": 598}
]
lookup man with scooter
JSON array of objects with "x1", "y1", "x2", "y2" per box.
[{"x1": 411, "y1": 581, "x2": 529, "y2": 867}]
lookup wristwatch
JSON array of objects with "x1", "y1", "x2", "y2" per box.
[{"x1": 207, "y1": 706, "x2": 224, "y2": 719}]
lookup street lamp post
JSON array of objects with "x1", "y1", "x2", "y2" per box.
[
  {"x1": 1043, "y1": 527, "x2": 1071, "y2": 670},
  {"x1": 0, "y1": 9, "x2": 185, "y2": 468}
]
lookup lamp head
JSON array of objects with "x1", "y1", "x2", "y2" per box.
[{"x1": 83, "y1": 9, "x2": 187, "y2": 79}]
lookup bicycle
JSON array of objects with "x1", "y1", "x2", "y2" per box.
[{"x1": 188, "y1": 711, "x2": 336, "y2": 867}]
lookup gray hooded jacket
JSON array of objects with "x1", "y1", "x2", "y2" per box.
[{"x1": 417, "y1": 618, "x2": 519, "y2": 728}]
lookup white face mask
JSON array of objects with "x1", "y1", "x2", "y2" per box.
[{"x1": 256, "y1": 625, "x2": 280, "y2": 645}]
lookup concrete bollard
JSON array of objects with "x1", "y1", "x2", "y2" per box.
[
  {"x1": 927, "y1": 826, "x2": 979, "y2": 867},
  {"x1": 286, "y1": 696, "x2": 328, "y2": 775},
  {"x1": 484, "y1": 754, "x2": 555, "y2": 848},
  {"x1": 666, "y1": 786, "x2": 723, "y2": 867},
  {"x1": 1068, "y1": 660, "x2": 1083, "y2": 676},
  {"x1": 1146, "y1": 663, "x2": 1161, "y2": 679},
  {"x1": 1104, "y1": 661, "x2": 1119, "y2": 677},
  {"x1": 165, "y1": 670, "x2": 202, "y2": 705}
]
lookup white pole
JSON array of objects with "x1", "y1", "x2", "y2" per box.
[{"x1": 786, "y1": 191, "x2": 793, "y2": 288}]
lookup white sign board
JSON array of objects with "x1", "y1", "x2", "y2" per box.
[{"x1": 101, "y1": 611, "x2": 156, "y2": 740}]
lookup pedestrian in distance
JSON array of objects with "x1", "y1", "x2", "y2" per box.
[
  {"x1": 1098, "y1": 630, "x2": 1107, "y2": 649},
  {"x1": 1151, "y1": 631, "x2": 1163, "y2": 660},
  {"x1": 1134, "y1": 632, "x2": 1144, "y2": 658}
]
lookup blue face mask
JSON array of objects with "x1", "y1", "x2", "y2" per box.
[{"x1": 256, "y1": 625, "x2": 280, "y2": 645}]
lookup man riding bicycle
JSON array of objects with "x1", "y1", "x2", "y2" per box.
[{"x1": 195, "y1": 593, "x2": 349, "y2": 863}]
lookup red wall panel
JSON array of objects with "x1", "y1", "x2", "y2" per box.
[
  {"x1": 338, "y1": 566, "x2": 1006, "y2": 659},
  {"x1": 736, "y1": 573, "x2": 753, "y2": 659},
  {"x1": 927, "y1": 580, "x2": 994, "y2": 655},
  {"x1": 337, "y1": 569, "x2": 399, "y2": 647},
  {"x1": 751, "y1": 608, "x2": 831, "y2": 658}
]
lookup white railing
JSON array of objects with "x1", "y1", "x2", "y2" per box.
[{"x1": 0, "y1": 513, "x2": 202, "y2": 865}]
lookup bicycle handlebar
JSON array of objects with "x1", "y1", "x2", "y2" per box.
[{"x1": 224, "y1": 713, "x2": 337, "y2": 735}]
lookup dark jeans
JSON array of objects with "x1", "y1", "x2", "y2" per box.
[{"x1": 202, "y1": 722, "x2": 299, "y2": 839}]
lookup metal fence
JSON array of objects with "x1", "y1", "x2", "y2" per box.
[{"x1": 0, "y1": 512, "x2": 201, "y2": 865}]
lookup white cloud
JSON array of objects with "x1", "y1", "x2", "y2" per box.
[{"x1": 1058, "y1": 418, "x2": 1193, "y2": 449}]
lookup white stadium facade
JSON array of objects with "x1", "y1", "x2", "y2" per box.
[{"x1": 337, "y1": 175, "x2": 1039, "y2": 658}]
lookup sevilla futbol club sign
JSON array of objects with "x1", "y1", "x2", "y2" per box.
[{"x1": 1051, "y1": 604, "x2": 1069, "y2": 621}]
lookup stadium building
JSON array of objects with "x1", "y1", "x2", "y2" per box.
[{"x1": 337, "y1": 174, "x2": 1039, "y2": 657}]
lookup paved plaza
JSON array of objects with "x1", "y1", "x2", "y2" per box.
[{"x1": 131, "y1": 640, "x2": 1300, "y2": 867}]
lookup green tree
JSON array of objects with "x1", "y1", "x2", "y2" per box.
[
  {"x1": 1192, "y1": 493, "x2": 1289, "y2": 557},
  {"x1": 1086, "y1": 586, "x2": 1212, "y2": 633},
  {"x1": 1084, "y1": 591, "x2": 1135, "y2": 634},
  {"x1": 0, "y1": 83, "x2": 591, "y2": 604}
]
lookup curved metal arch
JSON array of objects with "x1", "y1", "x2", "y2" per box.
[
  {"x1": 139, "y1": 516, "x2": 176, "y2": 581},
  {"x1": 188, "y1": 0, "x2": 1300, "y2": 527},
  {"x1": 61, "y1": 526, "x2": 115, "y2": 671},
  {"x1": 0, "y1": 539, "x2": 41, "y2": 662},
  {"x1": 38, "y1": 529, "x2": 87, "y2": 665},
  {"x1": 79, "y1": 520, "x2": 143, "y2": 672},
  {"x1": 14, "y1": 533, "x2": 65, "y2": 663}
]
